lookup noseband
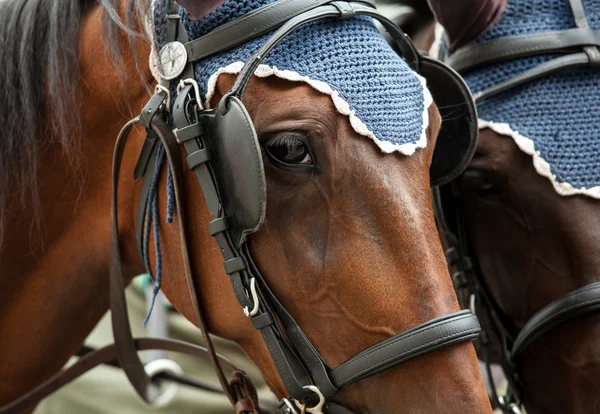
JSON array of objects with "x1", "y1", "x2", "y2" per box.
[{"x1": 436, "y1": 1, "x2": 600, "y2": 411}]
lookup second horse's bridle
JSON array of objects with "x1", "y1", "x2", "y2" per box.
[{"x1": 435, "y1": 0, "x2": 600, "y2": 412}]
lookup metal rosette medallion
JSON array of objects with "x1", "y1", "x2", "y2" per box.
[{"x1": 159, "y1": 41, "x2": 188, "y2": 80}]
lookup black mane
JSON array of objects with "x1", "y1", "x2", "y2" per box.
[{"x1": 0, "y1": 0, "x2": 147, "y2": 247}]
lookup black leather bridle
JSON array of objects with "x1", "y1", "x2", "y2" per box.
[
  {"x1": 435, "y1": 0, "x2": 600, "y2": 412},
  {"x1": 0, "y1": 2, "x2": 483, "y2": 414},
  {"x1": 434, "y1": 183, "x2": 600, "y2": 413},
  {"x1": 130, "y1": 1, "x2": 481, "y2": 413}
]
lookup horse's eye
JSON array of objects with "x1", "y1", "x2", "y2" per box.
[
  {"x1": 266, "y1": 133, "x2": 313, "y2": 166},
  {"x1": 461, "y1": 169, "x2": 506, "y2": 196}
]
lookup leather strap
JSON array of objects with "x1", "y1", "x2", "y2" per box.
[
  {"x1": 0, "y1": 337, "x2": 232, "y2": 413},
  {"x1": 165, "y1": 0, "x2": 180, "y2": 44},
  {"x1": 472, "y1": 52, "x2": 591, "y2": 101},
  {"x1": 134, "y1": 86, "x2": 168, "y2": 257},
  {"x1": 445, "y1": 0, "x2": 600, "y2": 103},
  {"x1": 432, "y1": 185, "x2": 526, "y2": 409},
  {"x1": 568, "y1": 0, "x2": 600, "y2": 66},
  {"x1": 570, "y1": 0, "x2": 589, "y2": 28},
  {"x1": 228, "y1": 2, "x2": 420, "y2": 98},
  {"x1": 511, "y1": 281, "x2": 600, "y2": 360},
  {"x1": 147, "y1": 116, "x2": 242, "y2": 404},
  {"x1": 172, "y1": 85, "x2": 314, "y2": 401},
  {"x1": 330, "y1": 310, "x2": 480, "y2": 387},
  {"x1": 231, "y1": 371, "x2": 261, "y2": 414},
  {"x1": 110, "y1": 118, "x2": 160, "y2": 403},
  {"x1": 76, "y1": 344, "x2": 225, "y2": 393},
  {"x1": 183, "y1": 0, "x2": 375, "y2": 63},
  {"x1": 134, "y1": 134, "x2": 159, "y2": 258},
  {"x1": 446, "y1": 28, "x2": 600, "y2": 73},
  {"x1": 172, "y1": 86, "x2": 253, "y2": 310}
]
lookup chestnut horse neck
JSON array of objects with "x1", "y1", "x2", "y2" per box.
[{"x1": 0, "y1": 0, "x2": 154, "y2": 409}]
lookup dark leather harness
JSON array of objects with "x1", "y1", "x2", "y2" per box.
[
  {"x1": 2, "y1": 2, "x2": 483, "y2": 413},
  {"x1": 435, "y1": 0, "x2": 600, "y2": 412}
]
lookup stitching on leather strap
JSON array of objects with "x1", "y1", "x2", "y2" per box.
[
  {"x1": 332, "y1": 314, "x2": 476, "y2": 384},
  {"x1": 337, "y1": 326, "x2": 480, "y2": 385}
]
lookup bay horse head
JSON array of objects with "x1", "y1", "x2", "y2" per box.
[
  {"x1": 434, "y1": 0, "x2": 600, "y2": 412},
  {"x1": 0, "y1": 0, "x2": 492, "y2": 413}
]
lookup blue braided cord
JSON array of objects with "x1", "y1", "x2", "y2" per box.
[
  {"x1": 142, "y1": 190, "x2": 153, "y2": 278},
  {"x1": 143, "y1": 187, "x2": 163, "y2": 328},
  {"x1": 166, "y1": 164, "x2": 175, "y2": 224},
  {"x1": 142, "y1": 145, "x2": 166, "y2": 328}
]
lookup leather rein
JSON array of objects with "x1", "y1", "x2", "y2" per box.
[
  {"x1": 1, "y1": 2, "x2": 483, "y2": 414},
  {"x1": 436, "y1": 0, "x2": 600, "y2": 412}
]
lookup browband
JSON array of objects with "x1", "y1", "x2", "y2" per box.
[
  {"x1": 226, "y1": 2, "x2": 421, "y2": 99},
  {"x1": 444, "y1": 0, "x2": 600, "y2": 102},
  {"x1": 445, "y1": 28, "x2": 600, "y2": 73},
  {"x1": 184, "y1": 0, "x2": 377, "y2": 63}
]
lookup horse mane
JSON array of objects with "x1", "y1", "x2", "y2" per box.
[{"x1": 0, "y1": 0, "x2": 148, "y2": 249}]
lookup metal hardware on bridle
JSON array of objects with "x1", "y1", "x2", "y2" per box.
[
  {"x1": 435, "y1": 1, "x2": 600, "y2": 412},
  {"x1": 243, "y1": 278, "x2": 260, "y2": 318},
  {"x1": 294, "y1": 386, "x2": 325, "y2": 414},
  {"x1": 142, "y1": 358, "x2": 183, "y2": 408},
  {"x1": 154, "y1": 85, "x2": 171, "y2": 112},
  {"x1": 282, "y1": 398, "x2": 300, "y2": 414},
  {"x1": 497, "y1": 398, "x2": 522, "y2": 414},
  {"x1": 176, "y1": 78, "x2": 203, "y2": 111}
]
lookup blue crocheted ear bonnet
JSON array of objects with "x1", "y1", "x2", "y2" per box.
[
  {"x1": 459, "y1": 0, "x2": 600, "y2": 198},
  {"x1": 153, "y1": 0, "x2": 433, "y2": 155}
]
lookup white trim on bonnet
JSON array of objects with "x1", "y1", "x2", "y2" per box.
[
  {"x1": 204, "y1": 61, "x2": 434, "y2": 156},
  {"x1": 479, "y1": 119, "x2": 600, "y2": 199},
  {"x1": 428, "y1": 23, "x2": 600, "y2": 199}
]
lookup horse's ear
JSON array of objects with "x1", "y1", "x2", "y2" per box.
[
  {"x1": 203, "y1": 96, "x2": 267, "y2": 247},
  {"x1": 420, "y1": 57, "x2": 479, "y2": 187}
]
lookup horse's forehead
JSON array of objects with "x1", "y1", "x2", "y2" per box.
[
  {"x1": 153, "y1": 0, "x2": 433, "y2": 158},
  {"x1": 461, "y1": 0, "x2": 600, "y2": 200}
]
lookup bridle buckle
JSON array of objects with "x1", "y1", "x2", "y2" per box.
[
  {"x1": 498, "y1": 397, "x2": 522, "y2": 414},
  {"x1": 294, "y1": 385, "x2": 325, "y2": 414},
  {"x1": 177, "y1": 78, "x2": 204, "y2": 110},
  {"x1": 243, "y1": 277, "x2": 260, "y2": 317}
]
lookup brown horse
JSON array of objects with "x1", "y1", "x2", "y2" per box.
[
  {"x1": 425, "y1": 0, "x2": 600, "y2": 413},
  {"x1": 0, "y1": 0, "x2": 491, "y2": 413},
  {"x1": 454, "y1": 129, "x2": 600, "y2": 414}
]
